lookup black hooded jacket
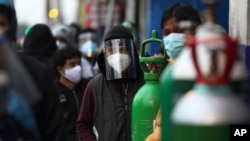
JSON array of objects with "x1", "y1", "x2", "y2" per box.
[
  {"x1": 54, "y1": 78, "x2": 88, "y2": 141},
  {"x1": 23, "y1": 24, "x2": 57, "y2": 57},
  {"x1": 0, "y1": 1, "x2": 64, "y2": 140},
  {"x1": 76, "y1": 44, "x2": 144, "y2": 141},
  {"x1": 76, "y1": 25, "x2": 145, "y2": 141},
  {"x1": 18, "y1": 54, "x2": 64, "y2": 141}
]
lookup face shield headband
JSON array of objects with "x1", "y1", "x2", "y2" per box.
[
  {"x1": 78, "y1": 32, "x2": 99, "y2": 44},
  {"x1": 104, "y1": 39, "x2": 137, "y2": 80}
]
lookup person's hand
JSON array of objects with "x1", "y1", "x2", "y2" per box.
[{"x1": 145, "y1": 54, "x2": 163, "y2": 73}]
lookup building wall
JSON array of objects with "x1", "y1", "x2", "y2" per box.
[
  {"x1": 229, "y1": 0, "x2": 250, "y2": 107},
  {"x1": 14, "y1": 0, "x2": 79, "y2": 26}
]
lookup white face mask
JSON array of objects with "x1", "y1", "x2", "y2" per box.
[
  {"x1": 56, "y1": 41, "x2": 67, "y2": 50},
  {"x1": 107, "y1": 53, "x2": 131, "y2": 73},
  {"x1": 64, "y1": 65, "x2": 82, "y2": 84}
]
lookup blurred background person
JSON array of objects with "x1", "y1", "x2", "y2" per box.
[
  {"x1": 0, "y1": 31, "x2": 40, "y2": 140},
  {"x1": 70, "y1": 22, "x2": 83, "y2": 49},
  {"x1": 22, "y1": 24, "x2": 57, "y2": 78},
  {"x1": 78, "y1": 28, "x2": 101, "y2": 80},
  {"x1": 51, "y1": 23, "x2": 75, "y2": 50},
  {"x1": 0, "y1": 0, "x2": 64, "y2": 140}
]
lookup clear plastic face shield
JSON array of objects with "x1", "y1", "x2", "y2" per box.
[{"x1": 104, "y1": 39, "x2": 137, "y2": 80}]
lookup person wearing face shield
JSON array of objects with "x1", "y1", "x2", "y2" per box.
[
  {"x1": 145, "y1": 3, "x2": 201, "y2": 141},
  {"x1": 51, "y1": 23, "x2": 75, "y2": 50},
  {"x1": 78, "y1": 28, "x2": 101, "y2": 80},
  {"x1": 53, "y1": 47, "x2": 88, "y2": 141},
  {"x1": 76, "y1": 25, "x2": 144, "y2": 141}
]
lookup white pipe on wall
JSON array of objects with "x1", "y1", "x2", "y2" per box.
[{"x1": 229, "y1": 0, "x2": 250, "y2": 45}]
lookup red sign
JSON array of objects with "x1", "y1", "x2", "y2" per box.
[{"x1": 84, "y1": 2, "x2": 125, "y2": 30}]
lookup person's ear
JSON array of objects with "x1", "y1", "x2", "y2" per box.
[{"x1": 57, "y1": 66, "x2": 64, "y2": 75}]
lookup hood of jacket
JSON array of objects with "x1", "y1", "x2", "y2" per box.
[
  {"x1": 23, "y1": 24, "x2": 57, "y2": 57},
  {"x1": 0, "y1": 0, "x2": 17, "y2": 41}
]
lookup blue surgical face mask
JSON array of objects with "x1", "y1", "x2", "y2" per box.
[
  {"x1": 163, "y1": 33, "x2": 186, "y2": 59},
  {"x1": 80, "y1": 40, "x2": 97, "y2": 58}
]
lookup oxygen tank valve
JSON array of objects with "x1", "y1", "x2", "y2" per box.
[
  {"x1": 132, "y1": 30, "x2": 167, "y2": 141},
  {"x1": 202, "y1": 0, "x2": 220, "y2": 23}
]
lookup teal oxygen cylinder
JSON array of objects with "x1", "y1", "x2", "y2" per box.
[
  {"x1": 132, "y1": 30, "x2": 168, "y2": 141},
  {"x1": 160, "y1": 28, "x2": 196, "y2": 141},
  {"x1": 170, "y1": 21, "x2": 250, "y2": 141}
]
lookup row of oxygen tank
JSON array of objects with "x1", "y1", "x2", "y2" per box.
[{"x1": 131, "y1": 19, "x2": 250, "y2": 141}]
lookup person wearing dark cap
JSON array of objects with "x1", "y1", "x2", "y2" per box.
[
  {"x1": 23, "y1": 24, "x2": 57, "y2": 69},
  {"x1": 51, "y1": 23, "x2": 75, "y2": 50},
  {"x1": 76, "y1": 25, "x2": 144, "y2": 141}
]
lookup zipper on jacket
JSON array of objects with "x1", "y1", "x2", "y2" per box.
[
  {"x1": 72, "y1": 90, "x2": 79, "y2": 113},
  {"x1": 123, "y1": 83, "x2": 128, "y2": 111}
]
